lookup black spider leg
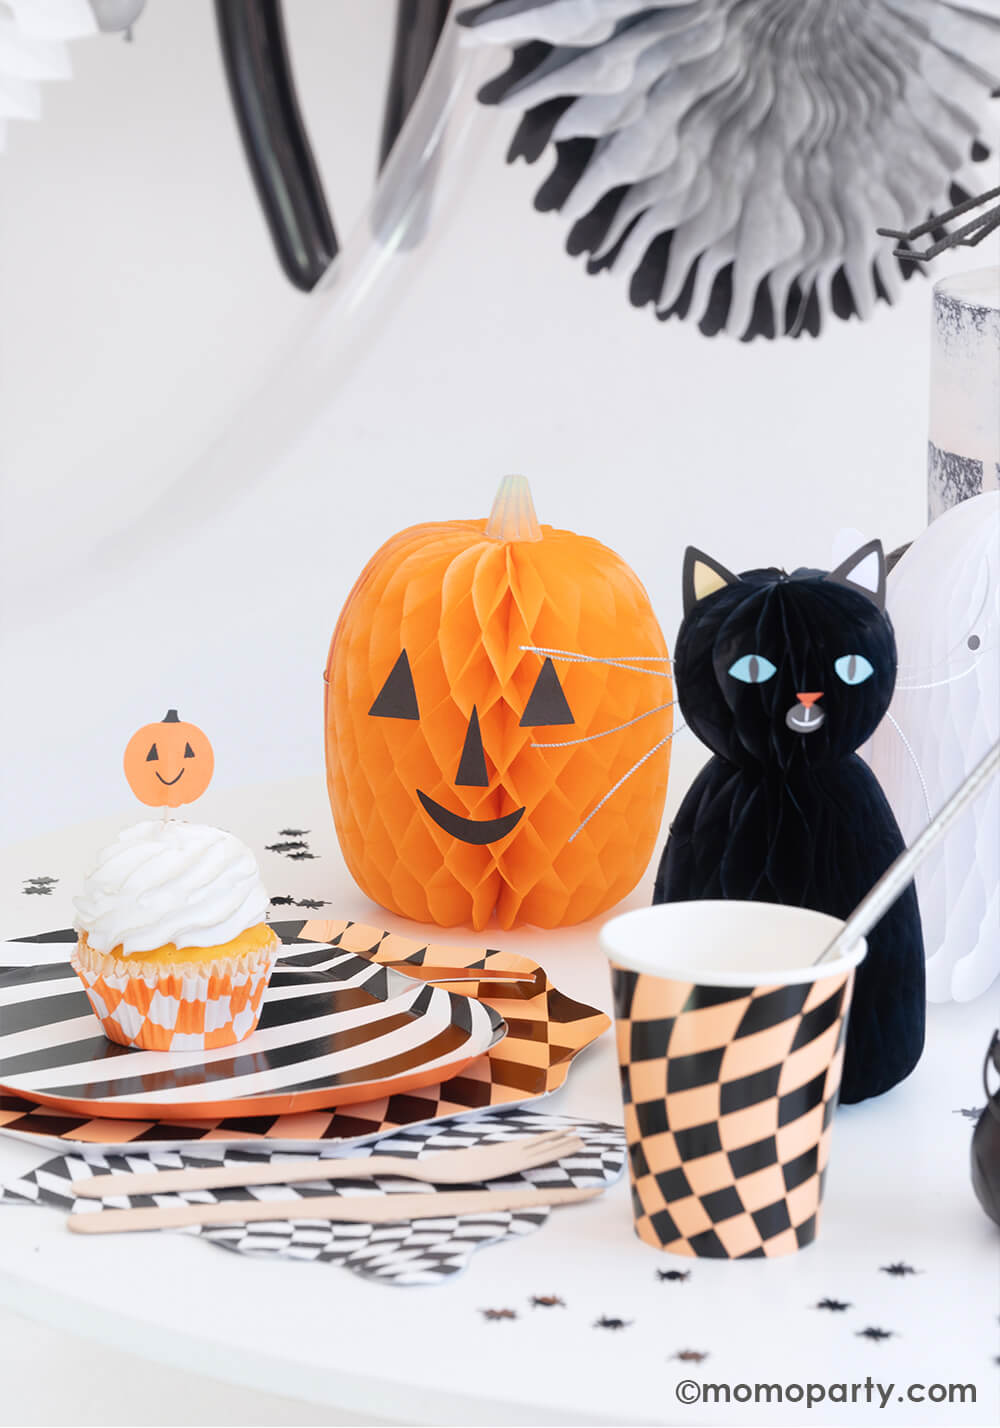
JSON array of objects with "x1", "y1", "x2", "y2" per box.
[{"x1": 877, "y1": 185, "x2": 1000, "y2": 261}]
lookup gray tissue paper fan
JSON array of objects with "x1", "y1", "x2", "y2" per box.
[{"x1": 457, "y1": 0, "x2": 1000, "y2": 340}]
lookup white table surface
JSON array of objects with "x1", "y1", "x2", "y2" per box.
[{"x1": 1, "y1": 758, "x2": 997, "y2": 1427}]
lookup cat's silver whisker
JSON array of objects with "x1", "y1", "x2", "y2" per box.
[
  {"x1": 520, "y1": 646, "x2": 673, "y2": 678},
  {"x1": 567, "y1": 725, "x2": 687, "y2": 843},
  {"x1": 885, "y1": 713, "x2": 933, "y2": 824},
  {"x1": 532, "y1": 702, "x2": 675, "y2": 749},
  {"x1": 521, "y1": 646, "x2": 672, "y2": 662},
  {"x1": 894, "y1": 660, "x2": 982, "y2": 692}
]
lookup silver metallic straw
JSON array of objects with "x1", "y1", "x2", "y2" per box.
[{"x1": 813, "y1": 739, "x2": 1000, "y2": 966}]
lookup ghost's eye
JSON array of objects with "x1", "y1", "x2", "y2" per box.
[
  {"x1": 369, "y1": 651, "x2": 419, "y2": 720},
  {"x1": 834, "y1": 654, "x2": 874, "y2": 685},
  {"x1": 520, "y1": 657, "x2": 574, "y2": 727},
  {"x1": 728, "y1": 654, "x2": 776, "y2": 685}
]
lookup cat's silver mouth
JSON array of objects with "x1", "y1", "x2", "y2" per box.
[{"x1": 786, "y1": 705, "x2": 825, "y2": 734}]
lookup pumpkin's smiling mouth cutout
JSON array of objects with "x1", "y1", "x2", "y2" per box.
[
  {"x1": 417, "y1": 791, "x2": 525, "y2": 846},
  {"x1": 154, "y1": 770, "x2": 185, "y2": 786}
]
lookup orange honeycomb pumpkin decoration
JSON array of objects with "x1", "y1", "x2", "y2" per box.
[{"x1": 324, "y1": 477, "x2": 673, "y2": 929}]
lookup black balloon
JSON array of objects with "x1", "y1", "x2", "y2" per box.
[
  {"x1": 971, "y1": 1032, "x2": 1000, "y2": 1228},
  {"x1": 215, "y1": 0, "x2": 337, "y2": 293},
  {"x1": 380, "y1": 1, "x2": 452, "y2": 172}
]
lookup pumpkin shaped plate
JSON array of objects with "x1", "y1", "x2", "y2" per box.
[
  {"x1": 0, "y1": 920, "x2": 610, "y2": 1151},
  {"x1": 0, "y1": 935, "x2": 505, "y2": 1120}
]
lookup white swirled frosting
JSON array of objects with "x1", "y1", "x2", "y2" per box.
[{"x1": 74, "y1": 820, "x2": 269, "y2": 957}]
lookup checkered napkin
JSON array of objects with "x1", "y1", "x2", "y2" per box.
[{"x1": 0, "y1": 1109, "x2": 625, "y2": 1287}]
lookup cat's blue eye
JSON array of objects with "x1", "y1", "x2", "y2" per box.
[
  {"x1": 728, "y1": 654, "x2": 777, "y2": 685},
  {"x1": 835, "y1": 654, "x2": 874, "y2": 686}
]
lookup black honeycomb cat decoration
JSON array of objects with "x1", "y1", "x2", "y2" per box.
[{"x1": 653, "y1": 541, "x2": 924, "y2": 1104}]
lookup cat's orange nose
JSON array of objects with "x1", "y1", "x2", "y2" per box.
[{"x1": 796, "y1": 691, "x2": 824, "y2": 707}]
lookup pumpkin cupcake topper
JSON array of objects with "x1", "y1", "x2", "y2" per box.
[{"x1": 123, "y1": 709, "x2": 214, "y2": 809}]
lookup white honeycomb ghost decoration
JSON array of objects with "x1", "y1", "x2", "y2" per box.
[{"x1": 867, "y1": 492, "x2": 999, "y2": 1003}]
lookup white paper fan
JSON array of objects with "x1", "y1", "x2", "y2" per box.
[
  {"x1": 0, "y1": 0, "x2": 144, "y2": 154},
  {"x1": 458, "y1": 0, "x2": 1000, "y2": 340},
  {"x1": 866, "y1": 492, "x2": 1000, "y2": 1003}
]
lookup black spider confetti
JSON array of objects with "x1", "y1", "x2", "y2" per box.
[
  {"x1": 531, "y1": 1294, "x2": 565, "y2": 1308},
  {"x1": 881, "y1": 1263, "x2": 921, "y2": 1277},
  {"x1": 657, "y1": 1269, "x2": 690, "y2": 1282},
  {"x1": 288, "y1": 851, "x2": 318, "y2": 860},
  {"x1": 481, "y1": 1308, "x2": 517, "y2": 1321},
  {"x1": 296, "y1": 898, "x2": 328, "y2": 910},
  {"x1": 816, "y1": 1298, "x2": 851, "y2": 1311},
  {"x1": 857, "y1": 1328, "x2": 895, "y2": 1342},
  {"x1": 266, "y1": 841, "x2": 308, "y2": 854},
  {"x1": 595, "y1": 1316, "x2": 632, "y2": 1331},
  {"x1": 278, "y1": 828, "x2": 309, "y2": 837},
  {"x1": 23, "y1": 876, "x2": 58, "y2": 896},
  {"x1": 955, "y1": 1107, "x2": 985, "y2": 1122},
  {"x1": 674, "y1": 1349, "x2": 709, "y2": 1362}
]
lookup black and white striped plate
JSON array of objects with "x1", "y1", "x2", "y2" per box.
[{"x1": 0, "y1": 934, "x2": 506, "y2": 1120}]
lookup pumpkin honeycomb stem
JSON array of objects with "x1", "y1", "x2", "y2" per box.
[{"x1": 485, "y1": 475, "x2": 542, "y2": 543}]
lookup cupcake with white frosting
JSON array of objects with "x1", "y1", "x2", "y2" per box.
[{"x1": 72, "y1": 820, "x2": 280, "y2": 1051}]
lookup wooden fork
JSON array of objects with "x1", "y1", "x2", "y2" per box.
[
  {"x1": 72, "y1": 1129, "x2": 586, "y2": 1198},
  {"x1": 68, "y1": 1184, "x2": 602, "y2": 1235}
]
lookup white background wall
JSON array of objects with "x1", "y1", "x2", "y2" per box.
[
  {"x1": 3, "y1": 0, "x2": 996, "y2": 846},
  {"x1": 0, "y1": 7, "x2": 998, "y2": 1424}
]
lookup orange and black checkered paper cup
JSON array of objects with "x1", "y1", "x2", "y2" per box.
[{"x1": 600, "y1": 901, "x2": 866, "y2": 1260}]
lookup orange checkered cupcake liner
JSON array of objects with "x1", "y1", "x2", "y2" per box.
[{"x1": 71, "y1": 932, "x2": 280, "y2": 1052}]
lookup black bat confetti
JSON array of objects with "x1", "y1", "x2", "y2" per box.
[
  {"x1": 816, "y1": 1299, "x2": 851, "y2": 1311},
  {"x1": 657, "y1": 1269, "x2": 690, "y2": 1282},
  {"x1": 857, "y1": 1328, "x2": 895, "y2": 1342},
  {"x1": 881, "y1": 1263, "x2": 921, "y2": 1277},
  {"x1": 595, "y1": 1316, "x2": 632, "y2": 1331},
  {"x1": 23, "y1": 876, "x2": 58, "y2": 896}
]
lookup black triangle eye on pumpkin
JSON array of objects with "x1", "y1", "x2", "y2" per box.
[
  {"x1": 369, "y1": 650, "x2": 420, "y2": 720},
  {"x1": 183, "y1": 743, "x2": 196, "y2": 758},
  {"x1": 520, "y1": 657, "x2": 575, "y2": 727},
  {"x1": 145, "y1": 743, "x2": 159, "y2": 762}
]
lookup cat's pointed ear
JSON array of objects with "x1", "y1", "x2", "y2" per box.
[
  {"x1": 826, "y1": 539, "x2": 886, "y2": 610},
  {"x1": 682, "y1": 547, "x2": 739, "y2": 616}
]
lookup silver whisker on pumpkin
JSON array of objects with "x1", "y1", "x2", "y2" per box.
[
  {"x1": 532, "y1": 700, "x2": 675, "y2": 749},
  {"x1": 520, "y1": 645, "x2": 673, "y2": 678},
  {"x1": 568, "y1": 724, "x2": 686, "y2": 844}
]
